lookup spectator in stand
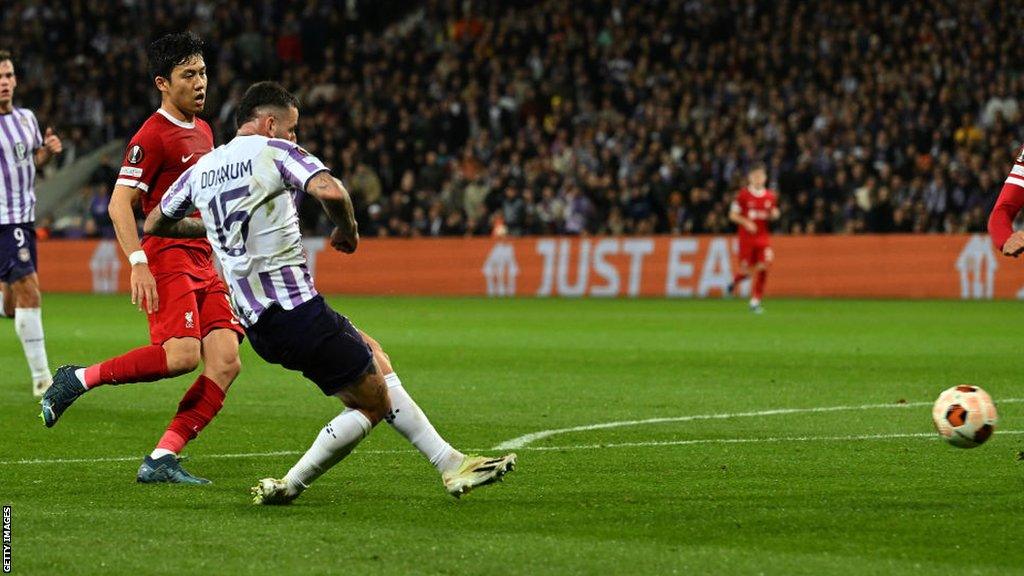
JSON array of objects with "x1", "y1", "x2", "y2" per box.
[{"x1": 6, "y1": 0, "x2": 1023, "y2": 237}]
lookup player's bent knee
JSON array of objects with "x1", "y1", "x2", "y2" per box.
[
  {"x1": 367, "y1": 375, "x2": 392, "y2": 422},
  {"x1": 166, "y1": 354, "x2": 201, "y2": 376},
  {"x1": 15, "y1": 292, "x2": 40, "y2": 308},
  {"x1": 338, "y1": 372, "x2": 390, "y2": 425},
  {"x1": 359, "y1": 394, "x2": 390, "y2": 425},
  {"x1": 205, "y1": 355, "x2": 241, "y2": 389},
  {"x1": 164, "y1": 339, "x2": 202, "y2": 375},
  {"x1": 221, "y1": 355, "x2": 241, "y2": 382},
  {"x1": 11, "y1": 277, "x2": 40, "y2": 308}
]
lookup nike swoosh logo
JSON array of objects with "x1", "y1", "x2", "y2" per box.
[{"x1": 181, "y1": 153, "x2": 195, "y2": 163}]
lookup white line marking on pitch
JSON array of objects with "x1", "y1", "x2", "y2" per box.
[
  {"x1": 522, "y1": 430, "x2": 1024, "y2": 451},
  {"x1": 6, "y1": 399, "x2": 1021, "y2": 466},
  {"x1": 492, "y1": 398, "x2": 1024, "y2": 450},
  {"x1": 3, "y1": 430, "x2": 1022, "y2": 466}
]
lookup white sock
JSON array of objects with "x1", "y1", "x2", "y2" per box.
[
  {"x1": 284, "y1": 408, "x2": 372, "y2": 496},
  {"x1": 150, "y1": 448, "x2": 176, "y2": 460},
  {"x1": 384, "y1": 372, "x2": 464, "y2": 474},
  {"x1": 14, "y1": 307, "x2": 50, "y2": 382},
  {"x1": 0, "y1": 290, "x2": 6, "y2": 317},
  {"x1": 75, "y1": 368, "x2": 88, "y2": 390}
]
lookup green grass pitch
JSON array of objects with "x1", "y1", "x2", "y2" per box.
[{"x1": 1, "y1": 295, "x2": 1023, "y2": 575}]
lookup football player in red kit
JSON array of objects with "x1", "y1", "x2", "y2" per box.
[
  {"x1": 989, "y1": 146, "x2": 1024, "y2": 257},
  {"x1": 41, "y1": 33, "x2": 243, "y2": 485},
  {"x1": 728, "y1": 164, "x2": 779, "y2": 313}
]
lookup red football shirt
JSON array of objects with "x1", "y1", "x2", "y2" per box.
[
  {"x1": 116, "y1": 109, "x2": 215, "y2": 277},
  {"x1": 732, "y1": 187, "x2": 778, "y2": 246},
  {"x1": 988, "y1": 144, "x2": 1024, "y2": 250}
]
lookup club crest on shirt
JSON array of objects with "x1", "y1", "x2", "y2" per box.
[
  {"x1": 14, "y1": 142, "x2": 26, "y2": 161},
  {"x1": 126, "y1": 144, "x2": 145, "y2": 164}
]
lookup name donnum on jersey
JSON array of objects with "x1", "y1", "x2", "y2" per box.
[{"x1": 160, "y1": 136, "x2": 328, "y2": 326}]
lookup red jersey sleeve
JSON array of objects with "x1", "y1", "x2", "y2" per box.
[
  {"x1": 116, "y1": 127, "x2": 164, "y2": 197},
  {"x1": 988, "y1": 145, "x2": 1024, "y2": 251}
]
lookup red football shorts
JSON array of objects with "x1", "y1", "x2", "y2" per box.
[
  {"x1": 738, "y1": 241, "x2": 773, "y2": 267},
  {"x1": 147, "y1": 272, "x2": 244, "y2": 345}
]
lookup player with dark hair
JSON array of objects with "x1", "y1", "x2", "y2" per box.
[
  {"x1": 728, "y1": 164, "x2": 779, "y2": 313},
  {"x1": 41, "y1": 33, "x2": 244, "y2": 485},
  {"x1": 142, "y1": 81, "x2": 516, "y2": 502},
  {"x1": 0, "y1": 49, "x2": 63, "y2": 395}
]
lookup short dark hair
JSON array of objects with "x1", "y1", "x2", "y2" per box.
[
  {"x1": 147, "y1": 32, "x2": 204, "y2": 80},
  {"x1": 235, "y1": 81, "x2": 299, "y2": 128},
  {"x1": 0, "y1": 50, "x2": 14, "y2": 69}
]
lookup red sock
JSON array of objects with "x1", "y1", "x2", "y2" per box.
[
  {"x1": 84, "y1": 345, "x2": 169, "y2": 388},
  {"x1": 753, "y1": 270, "x2": 768, "y2": 301},
  {"x1": 156, "y1": 375, "x2": 226, "y2": 454},
  {"x1": 732, "y1": 272, "x2": 748, "y2": 285}
]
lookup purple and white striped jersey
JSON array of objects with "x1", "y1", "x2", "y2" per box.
[
  {"x1": 160, "y1": 135, "x2": 329, "y2": 327},
  {"x1": 0, "y1": 108, "x2": 43, "y2": 225}
]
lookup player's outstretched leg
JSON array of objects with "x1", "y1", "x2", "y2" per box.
[
  {"x1": 252, "y1": 366, "x2": 389, "y2": 505},
  {"x1": 388, "y1": 371, "x2": 518, "y2": 498},
  {"x1": 252, "y1": 408, "x2": 373, "y2": 505},
  {"x1": 136, "y1": 374, "x2": 224, "y2": 485},
  {"x1": 40, "y1": 339, "x2": 180, "y2": 427},
  {"x1": 139, "y1": 329, "x2": 239, "y2": 485},
  {"x1": 71, "y1": 344, "x2": 172, "y2": 389},
  {"x1": 360, "y1": 330, "x2": 516, "y2": 498}
]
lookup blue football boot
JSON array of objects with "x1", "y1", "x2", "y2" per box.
[
  {"x1": 137, "y1": 454, "x2": 211, "y2": 485},
  {"x1": 40, "y1": 365, "x2": 86, "y2": 428}
]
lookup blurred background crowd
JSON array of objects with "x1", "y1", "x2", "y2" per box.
[{"x1": 5, "y1": 0, "x2": 1022, "y2": 238}]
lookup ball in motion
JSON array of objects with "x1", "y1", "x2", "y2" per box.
[{"x1": 932, "y1": 385, "x2": 998, "y2": 448}]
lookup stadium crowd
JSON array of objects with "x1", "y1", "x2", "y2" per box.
[{"x1": 5, "y1": 0, "x2": 1023, "y2": 238}]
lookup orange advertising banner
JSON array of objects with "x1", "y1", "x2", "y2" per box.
[{"x1": 35, "y1": 235, "x2": 1019, "y2": 300}]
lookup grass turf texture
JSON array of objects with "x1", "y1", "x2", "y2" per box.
[{"x1": 1, "y1": 295, "x2": 1023, "y2": 575}]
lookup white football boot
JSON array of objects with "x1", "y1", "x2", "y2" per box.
[
  {"x1": 251, "y1": 478, "x2": 299, "y2": 505},
  {"x1": 442, "y1": 453, "x2": 517, "y2": 498}
]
